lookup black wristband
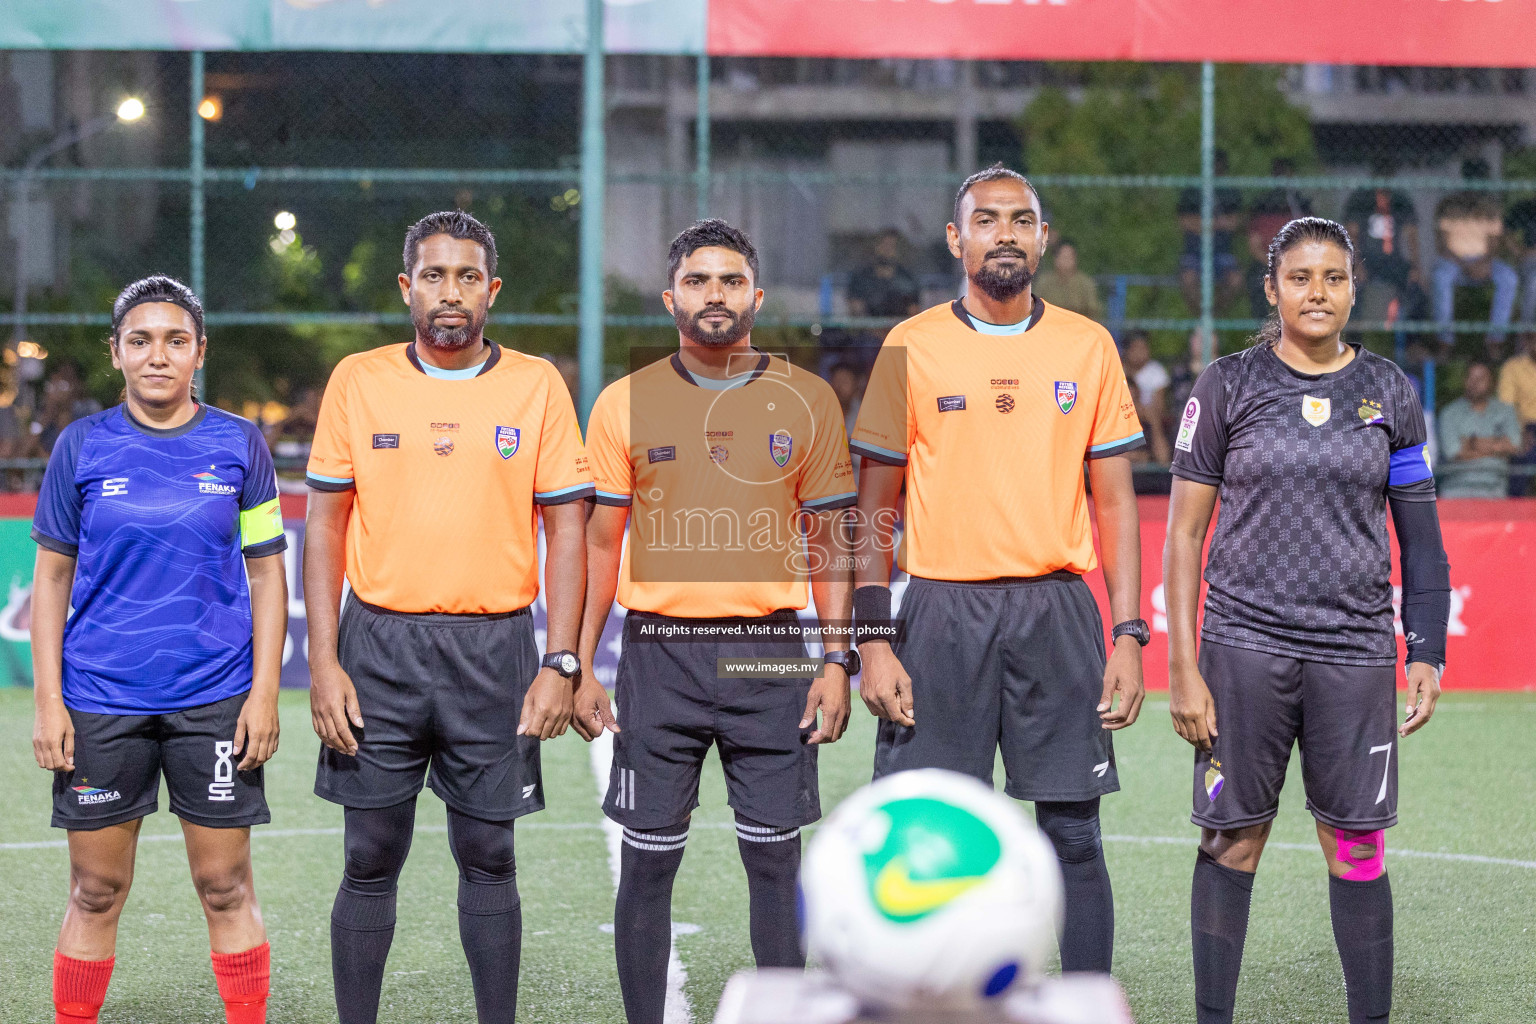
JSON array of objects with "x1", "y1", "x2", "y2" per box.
[{"x1": 853, "y1": 585, "x2": 893, "y2": 646}]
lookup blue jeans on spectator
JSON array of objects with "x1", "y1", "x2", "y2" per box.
[
  {"x1": 1433, "y1": 256, "x2": 1518, "y2": 344},
  {"x1": 1521, "y1": 255, "x2": 1536, "y2": 326}
]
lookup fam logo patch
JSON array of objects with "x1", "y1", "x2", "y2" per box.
[
  {"x1": 1205, "y1": 760, "x2": 1225, "y2": 802},
  {"x1": 193, "y1": 468, "x2": 238, "y2": 495},
  {"x1": 647, "y1": 446, "x2": 676, "y2": 464},
  {"x1": 1174, "y1": 398, "x2": 1200, "y2": 453},
  {"x1": 1357, "y1": 399, "x2": 1384, "y2": 425},
  {"x1": 995, "y1": 394, "x2": 1015, "y2": 414},
  {"x1": 372, "y1": 433, "x2": 399, "y2": 449},
  {"x1": 1055, "y1": 381, "x2": 1078, "y2": 415},
  {"x1": 495, "y1": 426, "x2": 520, "y2": 459},
  {"x1": 937, "y1": 395, "x2": 966, "y2": 413},
  {"x1": 1302, "y1": 395, "x2": 1331, "y2": 427},
  {"x1": 770, "y1": 430, "x2": 793, "y2": 468}
]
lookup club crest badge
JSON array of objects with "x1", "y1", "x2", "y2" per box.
[
  {"x1": 1205, "y1": 761, "x2": 1224, "y2": 802},
  {"x1": 495, "y1": 426, "x2": 520, "y2": 459},
  {"x1": 770, "y1": 430, "x2": 793, "y2": 468},
  {"x1": 1357, "y1": 399, "x2": 1384, "y2": 425},
  {"x1": 1302, "y1": 395, "x2": 1330, "y2": 427},
  {"x1": 1055, "y1": 381, "x2": 1077, "y2": 415}
]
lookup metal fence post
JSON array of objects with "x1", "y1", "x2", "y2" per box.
[
  {"x1": 577, "y1": 0, "x2": 606, "y2": 424},
  {"x1": 190, "y1": 51, "x2": 207, "y2": 397},
  {"x1": 1199, "y1": 60, "x2": 1215, "y2": 366},
  {"x1": 696, "y1": 53, "x2": 710, "y2": 222}
]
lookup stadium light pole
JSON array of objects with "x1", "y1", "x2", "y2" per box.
[
  {"x1": 696, "y1": 53, "x2": 710, "y2": 222},
  {"x1": 190, "y1": 51, "x2": 207, "y2": 400},
  {"x1": 1198, "y1": 60, "x2": 1216, "y2": 366},
  {"x1": 10, "y1": 98, "x2": 147, "y2": 349},
  {"x1": 577, "y1": 0, "x2": 607, "y2": 424}
]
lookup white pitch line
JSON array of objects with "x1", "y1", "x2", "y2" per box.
[
  {"x1": 589, "y1": 728, "x2": 695, "y2": 1024},
  {"x1": 5, "y1": 824, "x2": 1531, "y2": 873}
]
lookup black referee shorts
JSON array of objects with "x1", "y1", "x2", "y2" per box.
[
  {"x1": 314, "y1": 598, "x2": 543, "y2": 821},
  {"x1": 1193, "y1": 640, "x2": 1399, "y2": 833},
  {"x1": 52, "y1": 691, "x2": 269, "y2": 831},
  {"x1": 604, "y1": 609, "x2": 820, "y2": 830},
  {"x1": 873, "y1": 573, "x2": 1118, "y2": 803}
]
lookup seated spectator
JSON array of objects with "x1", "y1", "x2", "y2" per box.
[
  {"x1": 1506, "y1": 194, "x2": 1536, "y2": 327},
  {"x1": 1434, "y1": 167, "x2": 1517, "y2": 348},
  {"x1": 840, "y1": 229, "x2": 921, "y2": 372},
  {"x1": 1498, "y1": 331, "x2": 1536, "y2": 495},
  {"x1": 1122, "y1": 331, "x2": 1171, "y2": 463},
  {"x1": 1177, "y1": 149, "x2": 1244, "y2": 315},
  {"x1": 1033, "y1": 238, "x2": 1103, "y2": 322},
  {"x1": 1169, "y1": 327, "x2": 1214, "y2": 415},
  {"x1": 1344, "y1": 158, "x2": 1422, "y2": 326},
  {"x1": 1438, "y1": 362, "x2": 1522, "y2": 498}
]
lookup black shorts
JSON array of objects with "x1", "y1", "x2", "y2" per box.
[
  {"x1": 314, "y1": 599, "x2": 543, "y2": 821},
  {"x1": 604, "y1": 610, "x2": 820, "y2": 830},
  {"x1": 52, "y1": 691, "x2": 269, "y2": 831},
  {"x1": 1193, "y1": 640, "x2": 1399, "y2": 832},
  {"x1": 873, "y1": 574, "x2": 1118, "y2": 803}
]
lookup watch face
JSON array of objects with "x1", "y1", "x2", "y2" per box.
[{"x1": 559, "y1": 653, "x2": 579, "y2": 675}]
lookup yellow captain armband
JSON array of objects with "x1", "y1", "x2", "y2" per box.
[{"x1": 240, "y1": 498, "x2": 284, "y2": 551}]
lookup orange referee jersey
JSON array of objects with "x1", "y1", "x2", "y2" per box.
[
  {"x1": 851, "y1": 297, "x2": 1144, "y2": 581},
  {"x1": 586, "y1": 351, "x2": 856, "y2": 618},
  {"x1": 307, "y1": 341, "x2": 593, "y2": 613}
]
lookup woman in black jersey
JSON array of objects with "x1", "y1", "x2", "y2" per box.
[{"x1": 1164, "y1": 218, "x2": 1450, "y2": 1024}]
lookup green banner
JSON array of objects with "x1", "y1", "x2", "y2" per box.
[
  {"x1": 0, "y1": 521, "x2": 35, "y2": 688},
  {"x1": 0, "y1": 0, "x2": 703, "y2": 54}
]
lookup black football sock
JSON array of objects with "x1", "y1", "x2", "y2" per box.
[
  {"x1": 1192, "y1": 848, "x2": 1255, "y2": 1024},
  {"x1": 332, "y1": 799, "x2": 417, "y2": 1024},
  {"x1": 735, "y1": 815, "x2": 805, "y2": 970},
  {"x1": 1329, "y1": 873, "x2": 1394, "y2": 1024},
  {"x1": 614, "y1": 822, "x2": 689, "y2": 1024},
  {"x1": 1036, "y1": 799, "x2": 1115, "y2": 973},
  {"x1": 447, "y1": 809, "x2": 522, "y2": 1024}
]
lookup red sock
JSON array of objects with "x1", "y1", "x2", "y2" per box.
[
  {"x1": 53, "y1": 950, "x2": 114, "y2": 1024},
  {"x1": 210, "y1": 942, "x2": 270, "y2": 1024}
]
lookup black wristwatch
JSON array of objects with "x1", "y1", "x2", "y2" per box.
[
  {"x1": 1112, "y1": 619, "x2": 1152, "y2": 647},
  {"x1": 823, "y1": 649, "x2": 861, "y2": 677},
  {"x1": 541, "y1": 650, "x2": 580, "y2": 678}
]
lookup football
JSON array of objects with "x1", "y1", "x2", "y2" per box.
[{"x1": 800, "y1": 768, "x2": 1064, "y2": 1011}]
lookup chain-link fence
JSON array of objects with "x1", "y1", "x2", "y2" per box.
[{"x1": 4, "y1": 52, "x2": 1536, "y2": 492}]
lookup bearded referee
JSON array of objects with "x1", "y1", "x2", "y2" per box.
[
  {"x1": 576, "y1": 219, "x2": 856, "y2": 1024},
  {"x1": 851, "y1": 165, "x2": 1148, "y2": 974},
  {"x1": 304, "y1": 211, "x2": 592, "y2": 1024}
]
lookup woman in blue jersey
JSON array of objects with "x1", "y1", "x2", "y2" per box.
[{"x1": 30, "y1": 276, "x2": 288, "y2": 1024}]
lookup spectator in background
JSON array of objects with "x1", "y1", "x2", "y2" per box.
[
  {"x1": 1498, "y1": 331, "x2": 1536, "y2": 495},
  {"x1": 1506, "y1": 194, "x2": 1536, "y2": 327},
  {"x1": 1178, "y1": 149, "x2": 1244, "y2": 315},
  {"x1": 1438, "y1": 362, "x2": 1522, "y2": 498},
  {"x1": 825, "y1": 360, "x2": 864, "y2": 441},
  {"x1": 1248, "y1": 158, "x2": 1312, "y2": 254},
  {"x1": 1344, "y1": 157, "x2": 1423, "y2": 326},
  {"x1": 1434, "y1": 164, "x2": 1517, "y2": 349},
  {"x1": 1033, "y1": 238, "x2": 1104, "y2": 322},
  {"x1": 840, "y1": 229, "x2": 922, "y2": 373},
  {"x1": 33, "y1": 363, "x2": 102, "y2": 452},
  {"x1": 1169, "y1": 327, "x2": 1214, "y2": 416},
  {"x1": 1122, "y1": 331, "x2": 1171, "y2": 463}
]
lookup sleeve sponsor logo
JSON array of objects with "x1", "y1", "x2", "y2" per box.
[
  {"x1": 937, "y1": 395, "x2": 967, "y2": 413},
  {"x1": 1174, "y1": 397, "x2": 1200, "y2": 452},
  {"x1": 372, "y1": 433, "x2": 400, "y2": 449}
]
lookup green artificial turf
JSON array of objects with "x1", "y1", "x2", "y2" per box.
[{"x1": 0, "y1": 688, "x2": 1531, "y2": 1022}]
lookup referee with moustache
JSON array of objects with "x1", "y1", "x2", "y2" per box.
[
  {"x1": 304, "y1": 211, "x2": 593, "y2": 1024},
  {"x1": 851, "y1": 165, "x2": 1149, "y2": 974}
]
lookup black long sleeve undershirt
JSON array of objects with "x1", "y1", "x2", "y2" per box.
[{"x1": 1388, "y1": 495, "x2": 1451, "y2": 669}]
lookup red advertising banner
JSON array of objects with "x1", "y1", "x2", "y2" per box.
[
  {"x1": 1082, "y1": 497, "x2": 1536, "y2": 691},
  {"x1": 0, "y1": 494, "x2": 1528, "y2": 690},
  {"x1": 707, "y1": 0, "x2": 1536, "y2": 68}
]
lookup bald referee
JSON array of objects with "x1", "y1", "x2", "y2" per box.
[
  {"x1": 304, "y1": 211, "x2": 592, "y2": 1024},
  {"x1": 851, "y1": 165, "x2": 1148, "y2": 974}
]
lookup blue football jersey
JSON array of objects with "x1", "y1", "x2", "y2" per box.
[{"x1": 32, "y1": 405, "x2": 288, "y2": 715}]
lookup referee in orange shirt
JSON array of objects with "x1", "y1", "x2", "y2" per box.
[
  {"x1": 852, "y1": 166, "x2": 1148, "y2": 974},
  {"x1": 304, "y1": 211, "x2": 592, "y2": 1024}
]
